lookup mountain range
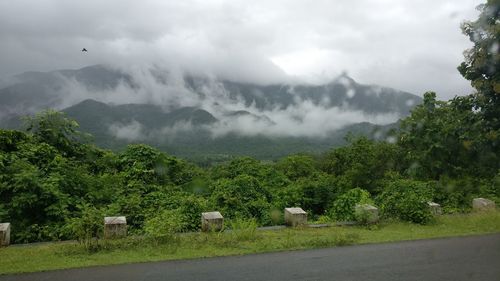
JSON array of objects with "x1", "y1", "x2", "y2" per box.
[{"x1": 0, "y1": 65, "x2": 421, "y2": 163}]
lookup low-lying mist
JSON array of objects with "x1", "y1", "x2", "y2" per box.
[{"x1": 1, "y1": 64, "x2": 415, "y2": 140}]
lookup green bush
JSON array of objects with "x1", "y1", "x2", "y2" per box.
[
  {"x1": 269, "y1": 208, "x2": 283, "y2": 225},
  {"x1": 353, "y1": 204, "x2": 380, "y2": 225},
  {"x1": 328, "y1": 188, "x2": 373, "y2": 221},
  {"x1": 144, "y1": 209, "x2": 184, "y2": 244},
  {"x1": 67, "y1": 203, "x2": 104, "y2": 252},
  {"x1": 209, "y1": 175, "x2": 271, "y2": 223},
  {"x1": 377, "y1": 179, "x2": 433, "y2": 224},
  {"x1": 434, "y1": 177, "x2": 474, "y2": 213},
  {"x1": 276, "y1": 154, "x2": 316, "y2": 181},
  {"x1": 434, "y1": 174, "x2": 500, "y2": 213}
]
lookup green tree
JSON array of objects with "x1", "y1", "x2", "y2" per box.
[
  {"x1": 209, "y1": 174, "x2": 271, "y2": 223},
  {"x1": 328, "y1": 188, "x2": 373, "y2": 221},
  {"x1": 319, "y1": 137, "x2": 399, "y2": 193},
  {"x1": 456, "y1": 0, "x2": 500, "y2": 175},
  {"x1": 276, "y1": 154, "x2": 316, "y2": 181},
  {"x1": 23, "y1": 110, "x2": 89, "y2": 157},
  {"x1": 376, "y1": 179, "x2": 434, "y2": 224},
  {"x1": 399, "y1": 92, "x2": 498, "y2": 179},
  {"x1": 458, "y1": 0, "x2": 500, "y2": 126},
  {"x1": 118, "y1": 144, "x2": 200, "y2": 186},
  {"x1": 67, "y1": 203, "x2": 105, "y2": 251},
  {"x1": 209, "y1": 157, "x2": 265, "y2": 180}
]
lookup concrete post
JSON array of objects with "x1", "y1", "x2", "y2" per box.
[
  {"x1": 201, "y1": 212, "x2": 224, "y2": 232},
  {"x1": 104, "y1": 216, "x2": 127, "y2": 239},
  {"x1": 284, "y1": 207, "x2": 307, "y2": 227}
]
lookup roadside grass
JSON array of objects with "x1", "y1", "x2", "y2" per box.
[{"x1": 1, "y1": 211, "x2": 499, "y2": 275}]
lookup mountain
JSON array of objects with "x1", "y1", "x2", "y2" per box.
[
  {"x1": 185, "y1": 73, "x2": 419, "y2": 116},
  {"x1": 0, "y1": 65, "x2": 420, "y2": 118},
  {"x1": 0, "y1": 65, "x2": 135, "y2": 120},
  {"x1": 57, "y1": 99, "x2": 398, "y2": 161},
  {"x1": 0, "y1": 65, "x2": 420, "y2": 162}
]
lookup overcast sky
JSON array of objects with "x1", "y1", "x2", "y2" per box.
[{"x1": 0, "y1": 0, "x2": 482, "y2": 99}]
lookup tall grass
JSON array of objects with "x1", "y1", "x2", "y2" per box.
[{"x1": 228, "y1": 218, "x2": 258, "y2": 242}]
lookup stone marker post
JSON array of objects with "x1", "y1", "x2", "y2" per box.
[
  {"x1": 472, "y1": 198, "x2": 496, "y2": 211},
  {"x1": 201, "y1": 212, "x2": 224, "y2": 232},
  {"x1": 0, "y1": 223, "x2": 11, "y2": 247},
  {"x1": 104, "y1": 216, "x2": 127, "y2": 239},
  {"x1": 354, "y1": 204, "x2": 379, "y2": 223},
  {"x1": 284, "y1": 207, "x2": 307, "y2": 227},
  {"x1": 427, "y1": 202, "x2": 443, "y2": 215}
]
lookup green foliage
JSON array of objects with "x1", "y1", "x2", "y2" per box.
[
  {"x1": 209, "y1": 157, "x2": 264, "y2": 180},
  {"x1": 0, "y1": 129, "x2": 29, "y2": 152},
  {"x1": 458, "y1": 0, "x2": 500, "y2": 125},
  {"x1": 399, "y1": 1, "x2": 499, "y2": 181},
  {"x1": 276, "y1": 154, "x2": 316, "y2": 181},
  {"x1": 353, "y1": 206, "x2": 371, "y2": 225},
  {"x1": 23, "y1": 110, "x2": 90, "y2": 157},
  {"x1": 376, "y1": 179, "x2": 434, "y2": 224},
  {"x1": 209, "y1": 174, "x2": 271, "y2": 223},
  {"x1": 144, "y1": 209, "x2": 184, "y2": 244},
  {"x1": 176, "y1": 195, "x2": 209, "y2": 231},
  {"x1": 228, "y1": 218, "x2": 258, "y2": 242},
  {"x1": 434, "y1": 174, "x2": 500, "y2": 213},
  {"x1": 329, "y1": 188, "x2": 373, "y2": 221},
  {"x1": 283, "y1": 173, "x2": 336, "y2": 216},
  {"x1": 320, "y1": 137, "x2": 400, "y2": 193},
  {"x1": 118, "y1": 144, "x2": 200, "y2": 186},
  {"x1": 67, "y1": 204, "x2": 104, "y2": 252},
  {"x1": 398, "y1": 92, "x2": 498, "y2": 179}
]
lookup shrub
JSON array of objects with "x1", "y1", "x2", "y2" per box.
[
  {"x1": 177, "y1": 195, "x2": 209, "y2": 231},
  {"x1": 376, "y1": 179, "x2": 433, "y2": 224},
  {"x1": 276, "y1": 154, "x2": 316, "y2": 181},
  {"x1": 434, "y1": 177, "x2": 474, "y2": 213},
  {"x1": 209, "y1": 175, "x2": 271, "y2": 223},
  {"x1": 67, "y1": 203, "x2": 104, "y2": 252},
  {"x1": 144, "y1": 209, "x2": 184, "y2": 244},
  {"x1": 269, "y1": 208, "x2": 283, "y2": 225},
  {"x1": 329, "y1": 188, "x2": 373, "y2": 221},
  {"x1": 353, "y1": 205, "x2": 370, "y2": 225}
]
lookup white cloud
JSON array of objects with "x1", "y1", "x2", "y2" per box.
[
  {"x1": 93, "y1": 66, "x2": 403, "y2": 139},
  {"x1": 108, "y1": 120, "x2": 145, "y2": 141},
  {"x1": 0, "y1": 0, "x2": 483, "y2": 99}
]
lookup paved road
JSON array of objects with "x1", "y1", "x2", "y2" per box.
[{"x1": 2, "y1": 234, "x2": 500, "y2": 281}]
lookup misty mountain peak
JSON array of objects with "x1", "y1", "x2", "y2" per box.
[
  {"x1": 1, "y1": 65, "x2": 421, "y2": 138},
  {"x1": 331, "y1": 71, "x2": 356, "y2": 87}
]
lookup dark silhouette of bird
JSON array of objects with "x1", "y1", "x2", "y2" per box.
[{"x1": 81, "y1": 48, "x2": 88, "y2": 52}]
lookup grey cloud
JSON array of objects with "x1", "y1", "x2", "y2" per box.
[
  {"x1": 0, "y1": 0, "x2": 483, "y2": 99},
  {"x1": 94, "y1": 65, "x2": 402, "y2": 139}
]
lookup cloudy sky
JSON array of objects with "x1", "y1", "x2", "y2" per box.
[{"x1": 0, "y1": 0, "x2": 482, "y2": 99}]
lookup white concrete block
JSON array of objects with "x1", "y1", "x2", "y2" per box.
[
  {"x1": 472, "y1": 198, "x2": 496, "y2": 211},
  {"x1": 0, "y1": 223, "x2": 10, "y2": 246},
  {"x1": 104, "y1": 216, "x2": 127, "y2": 239},
  {"x1": 284, "y1": 207, "x2": 307, "y2": 227},
  {"x1": 428, "y1": 202, "x2": 443, "y2": 215},
  {"x1": 201, "y1": 212, "x2": 224, "y2": 232},
  {"x1": 354, "y1": 204, "x2": 379, "y2": 223}
]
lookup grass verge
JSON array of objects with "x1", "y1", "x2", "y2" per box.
[{"x1": 1, "y1": 211, "x2": 499, "y2": 275}]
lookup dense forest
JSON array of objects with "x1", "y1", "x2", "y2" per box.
[{"x1": 0, "y1": 0, "x2": 499, "y2": 244}]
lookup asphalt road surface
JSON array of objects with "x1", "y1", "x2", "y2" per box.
[{"x1": 2, "y1": 233, "x2": 500, "y2": 281}]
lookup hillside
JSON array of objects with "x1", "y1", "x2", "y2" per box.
[{"x1": 0, "y1": 65, "x2": 419, "y2": 161}]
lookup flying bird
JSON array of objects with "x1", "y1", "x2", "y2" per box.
[{"x1": 81, "y1": 48, "x2": 87, "y2": 52}]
